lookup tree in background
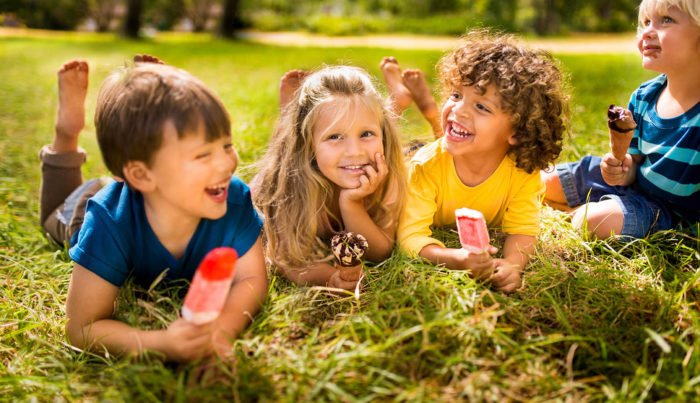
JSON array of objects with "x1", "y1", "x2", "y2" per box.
[
  {"x1": 219, "y1": 0, "x2": 242, "y2": 38},
  {"x1": 0, "y1": 0, "x2": 88, "y2": 30},
  {"x1": 87, "y1": 0, "x2": 118, "y2": 32},
  {"x1": 122, "y1": 0, "x2": 142, "y2": 37}
]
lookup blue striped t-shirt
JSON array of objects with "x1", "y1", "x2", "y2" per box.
[{"x1": 628, "y1": 75, "x2": 700, "y2": 222}]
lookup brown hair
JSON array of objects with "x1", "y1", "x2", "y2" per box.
[
  {"x1": 438, "y1": 29, "x2": 569, "y2": 173},
  {"x1": 95, "y1": 63, "x2": 231, "y2": 178},
  {"x1": 253, "y1": 66, "x2": 406, "y2": 270}
]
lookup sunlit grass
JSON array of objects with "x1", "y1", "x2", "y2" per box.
[{"x1": 0, "y1": 32, "x2": 697, "y2": 400}]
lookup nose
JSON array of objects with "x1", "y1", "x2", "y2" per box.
[
  {"x1": 640, "y1": 22, "x2": 656, "y2": 39},
  {"x1": 345, "y1": 136, "x2": 363, "y2": 156},
  {"x1": 452, "y1": 99, "x2": 470, "y2": 119},
  {"x1": 218, "y1": 147, "x2": 237, "y2": 174}
]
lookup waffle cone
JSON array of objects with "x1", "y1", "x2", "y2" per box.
[
  {"x1": 609, "y1": 130, "x2": 634, "y2": 161},
  {"x1": 336, "y1": 263, "x2": 362, "y2": 282}
]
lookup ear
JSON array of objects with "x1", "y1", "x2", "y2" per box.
[
  {"x1": 507, "y1": 132, "x2": 519, "y2": 146},
  {"x1": 122, "y1": 161, "x2": 154, "y2": 192}
]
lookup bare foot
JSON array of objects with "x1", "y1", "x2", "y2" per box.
[
  {"x1": 380, "y1": 57, "x2": 412, "y2": 114},
  {"x1": 134, "y1": 54, "x2": 165, "y2": 64},
  {"x1": 402, "y1": 69, "x2": 442, "y2": 139},
  {"x1": 280, "y1": 69, "x2": 310, "y2": 110},
  {"x1": 53, "y1": 60, "x2": 89, "y2": 152}
]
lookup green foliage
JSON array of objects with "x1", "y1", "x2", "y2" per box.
[
  {"x1": 1, "y1": 32, "x2": 698, "y2": 401},
  {"x1": 1, "y1": 0, "x2": 89, "y2": 30}
]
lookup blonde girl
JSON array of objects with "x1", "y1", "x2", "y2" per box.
[{"x1": 254, "y1": 66, "x2": 406, "y2": 290}]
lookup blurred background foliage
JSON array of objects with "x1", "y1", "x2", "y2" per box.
[{"x1": 1, "y1": 0, "x2": 641, "y2": 37}]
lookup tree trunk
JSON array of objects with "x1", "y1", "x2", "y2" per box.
[
  {"x1": 219, "y1": 0, "x2": 241, "y2": 38},
  {"x1": 123, "y1": 0, "x2": 143, "y2": 38}
]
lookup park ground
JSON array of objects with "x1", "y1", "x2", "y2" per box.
[{"x1": 0, "y1": 30, "x2": 698, "y2": 401}]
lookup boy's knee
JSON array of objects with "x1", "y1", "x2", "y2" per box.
[{"x1": 571, "y1": 202, "x2": 624, "y2": 238}]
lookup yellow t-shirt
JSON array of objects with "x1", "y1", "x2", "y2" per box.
[{"x1": 397, "y1": 137, "x2": 543, "y2": 256}]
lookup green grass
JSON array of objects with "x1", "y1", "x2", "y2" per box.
[{"x1": 1, "y1": 32, "x2": 698, "y2": 401}]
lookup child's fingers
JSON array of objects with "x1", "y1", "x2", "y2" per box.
[
  {"x1": 375, "y1": 153, "x2": 388, "y2": 178},
  {"x1": 363, "y1": 164, "x2": 378, "y2": 187}
]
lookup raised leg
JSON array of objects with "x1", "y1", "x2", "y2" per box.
[
  {"x1": 40, "y1": 60, "x2": 89, "y2": 238},
  {"x1": 379, "y1": 57, "x2": 412, "y2": 115},
  {"x1": 402, "y1": 69, "x2": 441, "y2": 139},
  {"x1": 279, "y1": 69, "x2": 310, "y2": 111}
]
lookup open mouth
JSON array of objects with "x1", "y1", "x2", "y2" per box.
[
  {"x1": 446, "y1": 121, "x2": 474, "y2": 140},
  {"x1": 341, "y1": 163, "x2": 370, "y2": 171},
  {"x1": 205, "y1": 182, "x2": 228, "y2": 200}
]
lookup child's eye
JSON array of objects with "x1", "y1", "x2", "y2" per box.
[
  {"x1": 662, "y1": 16, "x2": 674, "y2": 23},
  {"x1": 196, "y1": 152, "x2": 211, "y2": 159},
  {"x1": 223, "y1": 143, "x2": 234, "y2": 152},
  {"x1": 327, "y1": 134, "x2": 341, "y2": 140},
  {"x1": 361, "y1": 130, "x2": 376, "y2": 138},
  {"x1": 450, "y1": 92, "x2": 462, "y2": 100},
  {"x1": 642, "y1": 18, "x2": 651, "y2": 26},
  {"x1": 476, "y1": 103, "x2": 491, "y2": 113}
]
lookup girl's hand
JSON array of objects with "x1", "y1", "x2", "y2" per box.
[
  {"x1": 340, "y1": 153, "x2": 388, "y2": 203},
  {"x1": 490, "y1": 259, "x2": 522, "y2": 293},
  {"x1": 162, "y1": 318, "x2": 214, "y2": 362},
  {"x1": 328, "y1": 270, "x2": 360, "y2": 291}
]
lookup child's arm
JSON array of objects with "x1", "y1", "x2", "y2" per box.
[
  {"x1": 490, "y1": 234, "x2": 536, "y2": 293},
  {"x1": 280, "y1": 262, "x2": 359, "y2": 291},
  {"x1": 601, "y1": 152, "x2": 643, "y2": 186},
  {"x1": 210, "y1": 236, "x2": 268, "y2": 356},
  {"x1": 340, "y1": 153, "x2": 394, "y2": 261},
  {"x1": 65, "y1": 264, "x2": 214, "y2": 362},
  {"x1": 419, "y1": 244, "x2": 497, "y2": 279}
]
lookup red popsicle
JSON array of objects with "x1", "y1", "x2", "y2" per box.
[
  {"x1": 182, "y1": 247, "x2": 238, "y2": 324},
  {"x1": 455, "y1": 208, "x2": 490, "y2": 253}
]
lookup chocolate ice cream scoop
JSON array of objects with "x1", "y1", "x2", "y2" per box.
[
  {"x1": 331, "y1": 232, "x2": 368, "y2": 267},
  {"x1": 607, "y1": 104, "x2": 637, "y2": 161},
  {"x1": 607, "y1": 104, "x2": 637, "y2": 133}
]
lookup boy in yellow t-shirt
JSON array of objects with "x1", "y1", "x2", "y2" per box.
[{"x1": 392, "y1": 31, "x2": 569, "y2": 292}]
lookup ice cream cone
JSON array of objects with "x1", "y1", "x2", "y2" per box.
[
  {"x1": 337, "y1": 262, "x2": 363, "y2": 282},
  {"x1": 607, "y1": 104, "x2": 637, "y2": 161}
]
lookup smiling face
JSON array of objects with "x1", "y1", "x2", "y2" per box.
[
  {"x1": 312, "y1": 96, "x2": 384, "y2": 190},
  {"x1": 144, "y1": 119, "x2": 237, "y2": 222},
  {"x1": 440, "y1": 83, "x2": 516, "y2": 159},
  {"x1": 637, "y1": 1, "x2": 700, "y2": 75}
]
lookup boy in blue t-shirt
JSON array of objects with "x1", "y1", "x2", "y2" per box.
[
  {"x1": 543, "y1": 0, "x2": 700, "y2": 239},
  {"x1": 39, "y1": 56, "x2": 267, "y2": 362}
]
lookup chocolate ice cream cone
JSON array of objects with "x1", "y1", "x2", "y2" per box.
[
  {"x1": 331, "y1": 232, "x2": 368, "y2": 283},
  {"x1": 607, "y1": 104, "x2": 637, "y2": 161},
  {"x1": 336, "y1": 262, "x2": 363, "y2": 282}
]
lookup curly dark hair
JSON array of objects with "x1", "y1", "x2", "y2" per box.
[{"x1": 437, "y1": 30, "x2": 569, "y2": 173}]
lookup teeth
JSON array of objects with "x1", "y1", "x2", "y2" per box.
[
  {"x1": 450, "y1": 123, "x2": 471, "y2": 138},
  {"x1": 344, "y1": 165, "x2": 364, "y2": 169}
]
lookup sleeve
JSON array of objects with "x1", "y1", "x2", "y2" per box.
[
  {"x1": 229, "y1": 177, "x2": 263, "y2": 258},
  {"x1": 628, "y1": 88, "x2": 642, "y2": 155},
  {"x1": 69, "y1": 201, "x2": 131, "y2": 287},
  {"x1": 501, "y1": 170, "x2": 544, "y2": 237},
  {"x1": 396, "y1": 162, "x2": 445, "y2": 256}
]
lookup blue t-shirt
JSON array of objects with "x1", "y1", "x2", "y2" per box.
[
  {"x1": 628, "y1": 75, "x2": 700, "y2": 222},
  {"x1": 69, "y1": 176, "x2": 263, "y2": 287}
]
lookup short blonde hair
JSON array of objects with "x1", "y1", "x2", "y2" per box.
[
  {"x1": 638, "y1": 0, "x2": 700, "y2": 29},
  {"x1": 253, "y1": 66, "x2": 406, "y2": 270}
]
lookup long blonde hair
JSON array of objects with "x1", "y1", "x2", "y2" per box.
[{"x1": 253, "y1": 66, "x2": 406, "y2": 270}]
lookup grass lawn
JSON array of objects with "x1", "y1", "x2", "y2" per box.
[{"x1": 1, "y1": 32, "x2": 698, "y2": 401}]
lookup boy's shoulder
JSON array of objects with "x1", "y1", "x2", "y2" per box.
[
  {"x1": 633, "y1": 74, "x2": 667, "y2": 101},
  {"x1": 226, "y1": 175, "x2": 252, "y2": 205},
  {"x1": 410, "y1": 138, "x2": 447, "y2": 168}
]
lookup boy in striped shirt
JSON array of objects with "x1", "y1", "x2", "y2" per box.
[{"x1": 543, "y1": 0, "x2": 699, "y2": 239}]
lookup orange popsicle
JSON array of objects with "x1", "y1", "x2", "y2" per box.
[{"x1": 182, "y1": 247, "x2": 238, "y2": 324}]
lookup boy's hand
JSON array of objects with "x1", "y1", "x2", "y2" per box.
[
  {"x1": 340, "y1": 153, "x2": 388, "y2": 203},
  {"x1": 162, "y1": 318, "x2": 214, "y2": 362},
  {"x1": 449, "y1": 246, "x2": 498, "y2": 280},
  {"x1": 490, "y1": 259, "x2": 522, "y2": 293},
  {"x1": 601, "y1": 152, "x2": 633, "y2": 186},
  {"x1": 328, "y1": 270, "x2": 360, "y2": 291}
]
